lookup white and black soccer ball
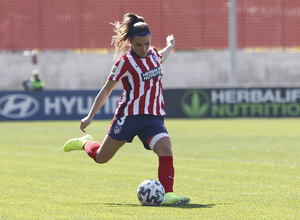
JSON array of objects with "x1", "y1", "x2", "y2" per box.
[{"x1": 137, "y1": 179, "x2": 165, "y2": 206}]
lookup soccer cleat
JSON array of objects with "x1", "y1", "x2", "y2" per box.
[
  {"x1": 161, "y1": 192, "x2": 190, "y2": 205},
  {"x1": 63, "y1": 134, "x2": 93, "y2": 152}
]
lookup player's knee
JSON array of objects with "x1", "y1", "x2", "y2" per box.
[
  {"x1": 95, "y1": 158, "x2": 109, "y2": 164},
  {"x1": 159, "y1": 145, "x2": 172, "y2": 156},
  {"x1": 153, "y1": 138, "x2": 172, "y2": 157},
  {"x1": 95, "y1": 155, "x2": 110, "y2": 164}
]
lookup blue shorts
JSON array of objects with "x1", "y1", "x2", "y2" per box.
[{"x1": 107, "y1": 114, "x2": 169, "y2": 150}]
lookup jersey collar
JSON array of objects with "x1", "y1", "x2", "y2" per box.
[{"x1": 130, "y1": 47, "x2": 150, "y2": 58}]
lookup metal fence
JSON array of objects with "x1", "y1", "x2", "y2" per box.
[{"x1": 0, "y1": 0, "x2": 299, "y2": 90}]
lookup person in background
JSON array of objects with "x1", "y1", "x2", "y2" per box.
[{"x1": 23, "y1": 69, "x2": 45, "y2": 91}]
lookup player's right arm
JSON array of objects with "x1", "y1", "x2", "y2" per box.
[{"x1": 80, "y1": 79, "x2": 118, "y2": 132}]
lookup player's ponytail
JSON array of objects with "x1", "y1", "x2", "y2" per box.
[{"x1": 111, "y1": 13, "x2": 149, "y2": 59}]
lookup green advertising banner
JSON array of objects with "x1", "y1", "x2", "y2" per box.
[{"x1": 164, "y1": 88, "x2": 300, "y2": 118}]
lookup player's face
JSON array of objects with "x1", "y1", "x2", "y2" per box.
[{"x1": 131, "y1": 35, "x2": 151, "y2": 58}]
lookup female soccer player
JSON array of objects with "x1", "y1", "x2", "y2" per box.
[{"x1": 63, "y1": 13, "x2": 190, "y2": 205}]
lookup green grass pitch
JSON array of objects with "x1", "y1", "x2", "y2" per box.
[{"x1": 0, "y1": 119, "x2": 299, "y2": 219}]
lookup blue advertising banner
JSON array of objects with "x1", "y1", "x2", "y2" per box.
[
  {"x1": 0, "y1": 90, "x2": 122, "y2": 121},
  {"x1": 1, "y1": 88, "x2": 300, "y2": 121}
]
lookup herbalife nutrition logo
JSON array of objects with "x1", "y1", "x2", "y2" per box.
[{"x1": 181, "y1": 90, "x2": 210, "y2": 117}]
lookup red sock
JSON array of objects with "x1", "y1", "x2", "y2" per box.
[
  {"x1": 83, "y1": 141, "x2": 101, "y2": 162},
  {"x1": 158, "y1": 156, "x2": 174, "y2": 193}
]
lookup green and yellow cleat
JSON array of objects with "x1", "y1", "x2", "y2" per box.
[
  {"x1": 161, "y1": 192, "x2": 190, "y2": 205},
  {"x1": 63, "y1": 134, "x2": 93, "y2": 152}
]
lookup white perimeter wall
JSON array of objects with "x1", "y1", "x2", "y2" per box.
[{"x1": 0, "y1": 50, "x2": 299, "y2": 91}]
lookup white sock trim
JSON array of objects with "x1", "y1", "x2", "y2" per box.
[{"x1": 149, "y1": 133, "x2": 170, "y2": 150}]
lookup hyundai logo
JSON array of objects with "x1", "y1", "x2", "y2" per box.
[{"x1": 0, "y1": 94, "x2": 39, "y2": 119}]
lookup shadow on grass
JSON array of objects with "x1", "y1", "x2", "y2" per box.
[{"x1": 82, "y1": 203, "x2": 220, "y2": 209}]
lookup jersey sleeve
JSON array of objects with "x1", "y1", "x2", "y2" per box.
[
  {"x1": 109, "y1": 57, "x2": 128, "y2": 81},
  {"x1": 152, "y1": 47, "x2": 162, "y2": 61}
]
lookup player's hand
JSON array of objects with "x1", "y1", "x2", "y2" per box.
[
  {"x1": 80, "y1": 116, "x2": 92, "y2": 132},
  {"x1": 166, "y1": 34, "x2": 175, "y2": 47}
]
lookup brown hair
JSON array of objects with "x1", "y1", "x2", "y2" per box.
[{"x1": 111, "y1": 13, "x2": 150, "y2": 59}]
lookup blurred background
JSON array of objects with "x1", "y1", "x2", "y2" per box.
[{"x1": 0, "y1": 0, "x2": 300, "y2": 90}]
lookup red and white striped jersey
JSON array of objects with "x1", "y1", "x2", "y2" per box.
[{"x1": 109, "y1": 47, "x2": 166, "y2": 117}]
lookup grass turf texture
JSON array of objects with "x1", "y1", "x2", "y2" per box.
[{"x1": 0, "y1": 119, "x2": 299, "y2": 219}]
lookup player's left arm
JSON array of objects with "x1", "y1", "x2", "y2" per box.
[{"x1": 159, "y1": 34, "x2": 175, "y2": 64}]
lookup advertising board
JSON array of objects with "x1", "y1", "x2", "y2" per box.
[
  {"x1": 0, "y1": 90, "x2": 122, "y2": 121},
  {"x1": 1, "y1": 88, "x2": 299, "y2": 121},
  {"x1": 164, "y1": 88, "x2": 300, "y2": 118}
]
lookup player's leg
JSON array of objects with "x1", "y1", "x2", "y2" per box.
[
  {"x1": 63, "y1": 134, "x2": 125, "y2": 163},
  {"x1": 139, "y1": 116, "x2": 176, "y2": 195},
  {"x1": 63, "y1": 115, "x2": 132, "y2": 163},
  {"x1": 90, "y1": 115, "x2": 135, "y2": 163},
  {"x1": 153, "y1": 137, "x2": 190, "y2": 205},
  {"x1": 93, "y1": 134, "x2": 126, "y2": 163},
  {"x1": 153, "y1": 137, "x2": 172, "y2": 157},
  {"x1": 138, "y1": 116, "x2": 176, "y2": 196},
  {"x1": 153, "y1": 137, "x2": 174, "y2": 193}
]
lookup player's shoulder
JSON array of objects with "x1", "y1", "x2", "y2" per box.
[
  {"x1": 149, "y1": 46, "x2": 162, "y2": 58},
  {"x1": 113, "y1": 52, "x2": 132, "y2": 69}
]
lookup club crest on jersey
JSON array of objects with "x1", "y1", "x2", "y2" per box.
[
  {"x1": 110, "y1": 66, "x2": 117, "y2": 77},
  {"x1": 141, "y1": 66, "x2": 162, "y2": 81},
  {"x1": 113, "y1": 124, "x2": 122, "y2": 134}
]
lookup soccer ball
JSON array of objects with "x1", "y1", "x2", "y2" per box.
[{"x1": 137, "y1": 179, "x2": 165, "y2": 206}]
